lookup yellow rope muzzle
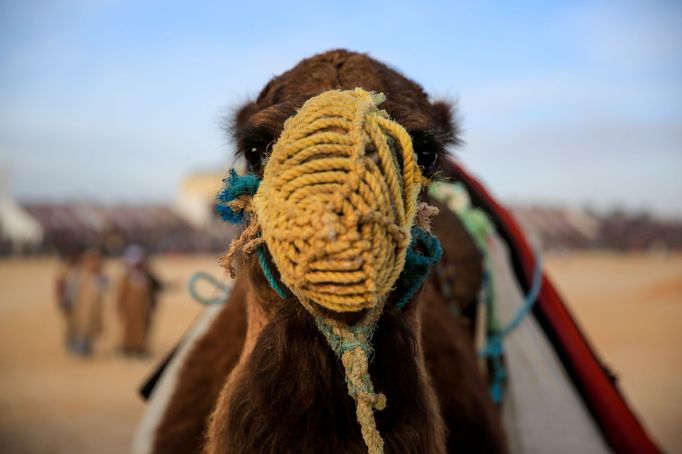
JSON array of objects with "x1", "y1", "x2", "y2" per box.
[{"x1": 253, "y1": 88, "x2": 423, "y2": 313}]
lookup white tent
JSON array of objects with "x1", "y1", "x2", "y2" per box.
[
  {"x1": 0, "y1": 197, "x2": 43, "y2": 245},
  {"x1": 0, "y1": 167, "x2": 43, "y2": 251}
]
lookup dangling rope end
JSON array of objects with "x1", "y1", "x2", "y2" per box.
[
  {"x1": 414, "y1": 202, "x2": 439, "y2": 233},
  {"x1": 373, "y1": 392, "x2": 387, "y2": 411},
  {"x1": 217, "y1": 253, "x2": 237, "y2": 278},
  {"x1": 218, "y1": 217, "x2": 262, "y2": 279}
]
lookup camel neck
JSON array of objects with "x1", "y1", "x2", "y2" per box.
[{"x1": 204, "y1": 280, "x2": 445, "y2": 453}]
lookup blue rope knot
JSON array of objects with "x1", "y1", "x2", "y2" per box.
[
  {"x1": 257, "y1": 246, "x2": 287, "y2": 300},
  {"x1": 216, "y1": 169, "x2": 260, "y2": 224},
  {"x1": 394, "y1": 226, "x2": 443, "y2": 310},
  {"x1": 481, "y1": 334, "x2": 504, "y2": 357},
  {"x1": 316, "y1": 318, "x2": 375, "y2": 358},
  {"x1": 480, "y1": 334, "x2": 506, "y2": 403},
  {"x1": 341, "y1": 341, "x2": 366, "y2": 353}
]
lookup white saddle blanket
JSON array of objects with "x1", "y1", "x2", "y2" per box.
[{"x1": 487, "y1": 231, "x2": 611, "y2": 453}]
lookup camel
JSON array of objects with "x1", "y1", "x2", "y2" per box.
[
  {"x1": 134, "y1": 49, "x2": 511, "y2": 454},
  {"x1": 134, "y1": 48, "x2": 663, "y2": 454}
]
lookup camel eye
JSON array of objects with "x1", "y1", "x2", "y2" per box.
[
  {"x1": 244, "y1": 146, "x2": 261, "y2": 170},
  {"x1": 410, "y1": 130, "x2": 442, "y2": 175},
  {"x1": 418, "y1": 149, "x2": 438, "y2": 172}
]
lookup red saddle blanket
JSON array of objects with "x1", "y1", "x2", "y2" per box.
[{"x1": 447, "y1": 159, "x2": 658, "y2": 454}]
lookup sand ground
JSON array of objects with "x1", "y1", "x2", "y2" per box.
[{"x1": 0, "y1": 252, "x2": 680, "y2": 453}]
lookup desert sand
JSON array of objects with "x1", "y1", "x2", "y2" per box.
[{"x1": 0, "y1": 252, "x2": 680, "y2": 453}]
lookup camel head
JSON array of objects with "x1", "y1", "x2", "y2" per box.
[{"x1": 207, "y1": 50, "x2": 462, "y2": 454}]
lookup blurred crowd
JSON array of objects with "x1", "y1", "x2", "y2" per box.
[
  {"x1": 0, "y1": 201, "x2": 237, "y2": 256},
  {"x1": 509, "y1": 206, "x2": 682, "y2": 252},
  {"x1": 3, "y1": 201, "x2": 680, "y2": 257},
  {"x1": 54, "y1": 245, "x2": 162, "y2": 358}
]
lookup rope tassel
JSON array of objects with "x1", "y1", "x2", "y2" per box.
[{"x1": 343, "y1": 347, "x2": 387, "y2": 454}]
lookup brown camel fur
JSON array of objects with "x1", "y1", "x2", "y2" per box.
[{"x1": 149, "y1": 50, "x2": 507, "y2": 453}]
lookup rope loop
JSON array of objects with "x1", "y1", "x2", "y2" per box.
[
  {"x1": 480, "y1": 245, "x2": 544, "y2": 403},
  {"x1": 188, "y1": 271, "x2": 232, "y2": 306}
]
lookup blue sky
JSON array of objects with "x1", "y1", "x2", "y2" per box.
[{"x1": 1, "y1": 0, "x2": 680, "y2": 216}]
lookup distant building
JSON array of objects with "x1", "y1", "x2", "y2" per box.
[{"x1": 175, "y1": 168, "x2": 228, "y2": 228}]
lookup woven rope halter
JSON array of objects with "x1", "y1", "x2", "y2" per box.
[{"x1": 220, "y1": 88, "x2": 435, "y2": 454}]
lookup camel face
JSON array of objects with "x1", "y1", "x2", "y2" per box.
[{"x1": 201, "y1": 51, "x2": 506, "y2": 454}]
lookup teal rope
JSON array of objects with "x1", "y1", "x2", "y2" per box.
[
  {"x1": 214, "y1": 169, "x2": 287, "y2": 300},
  {"x1": 257, "y1": 245, "x2": 287, "y2": 300},
  {"x1": 216, "y1": 169, "x2": 260, "y2": 224},
  {"x1": 394, "y1": 227, "x2": 443, "y2": 310},
  {"x1": 316, "y1": 318, "x2": 374, "y2": 356},
  {"x1": 188, "y1": 271, "x2": 232, "y2": 305},
  {"x1": 314, "y1": 317, "x2": 377, "y2": 399},
  {"x1": 481, "y1": 245, "x2": 544, "y2": 403},
  {"x1": 499, "y1": 247, "x2": 543, "y2": 338},
  {"x1": 253, "y1": 227, "x2": 440, "y2": 307}
]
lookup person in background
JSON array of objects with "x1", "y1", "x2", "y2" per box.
[
  {"x1": 117, "y1": 245, "x2": 161, "y2": 357},
  {"x1": 66, "y1": 249, "x2": 108, "y2": 356},
  {"x1": 55, "y1": 248, "x2": 81, "y2": 350}
]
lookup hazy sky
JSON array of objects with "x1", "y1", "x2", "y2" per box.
[{"x1": 1, "y1": 0, "x2": 680, "y2": 216}]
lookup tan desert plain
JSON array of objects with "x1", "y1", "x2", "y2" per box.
[{"x1": 0, "y1": 252, "x2": 680, "y2": 453}]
